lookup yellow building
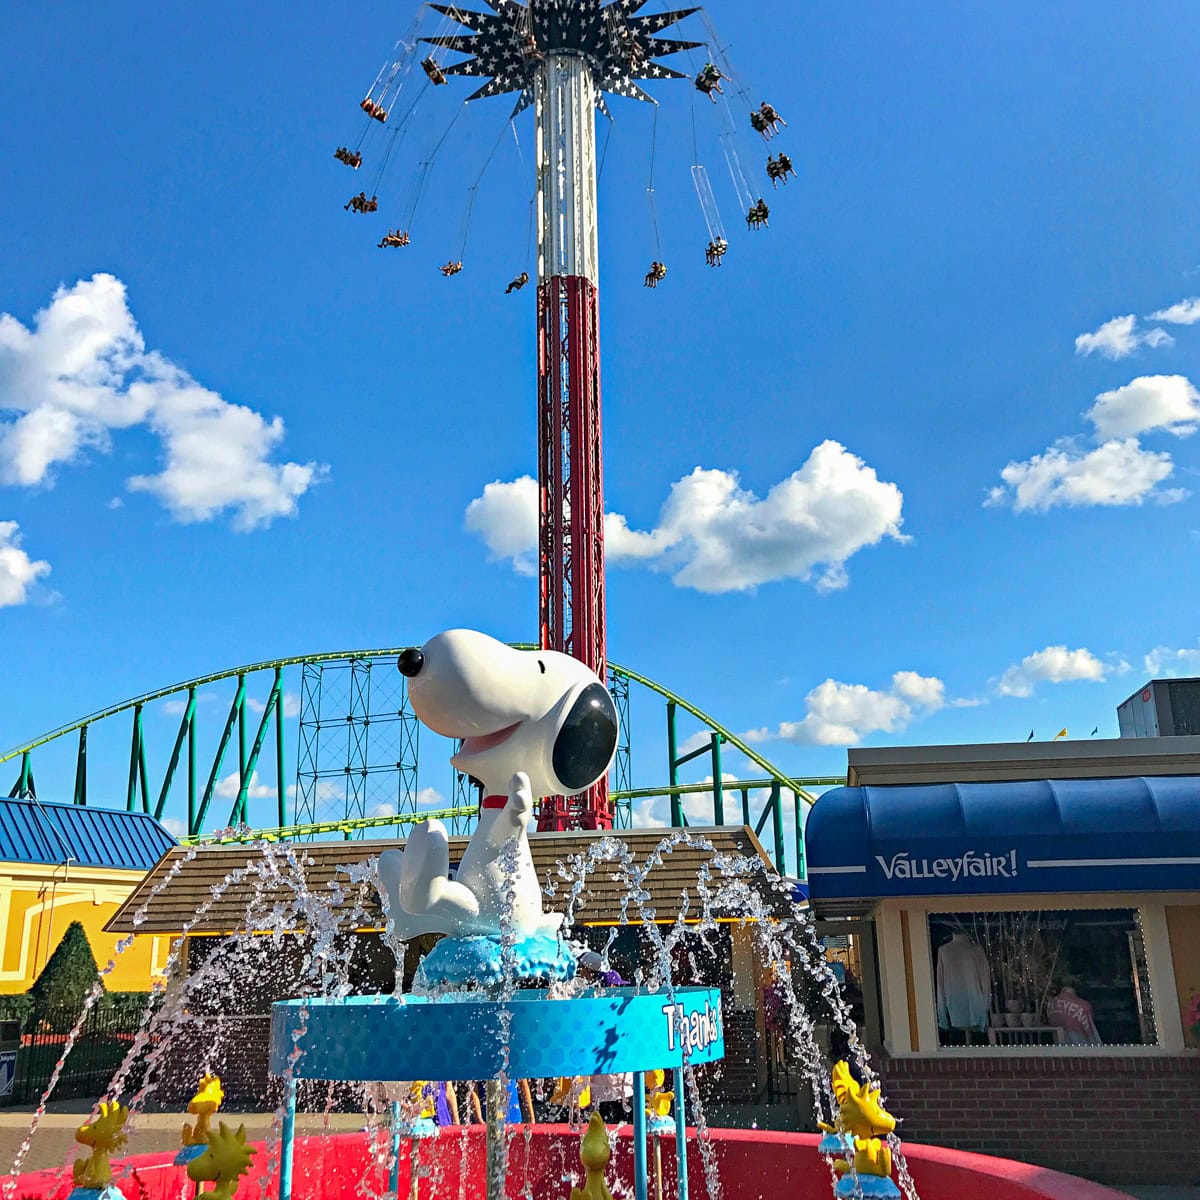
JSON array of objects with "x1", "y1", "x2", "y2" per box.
[{"x1": 0, "y1": 797, "x2": 176, "y2": 993}]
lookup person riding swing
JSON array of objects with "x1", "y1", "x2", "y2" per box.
[
  {"x1": 505, "y1": 271, "x2": 529, "y2": 294},
  {"x1": 334, "y1": 147, "x2": 363, "y2": 169},
  {"x1": 422, "y1": 57, "x2": 448, "y2": 86}
]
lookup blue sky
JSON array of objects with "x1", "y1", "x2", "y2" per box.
[{"x1": 2, "y1": 1, "x2": 1200, "y2": 836}]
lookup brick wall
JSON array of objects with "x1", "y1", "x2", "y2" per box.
[{"x1": 881, "y1": 1053, "x2": 1200, "y2": 1186}]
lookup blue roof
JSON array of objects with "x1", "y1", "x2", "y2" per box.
[
  {"x1": 806, "y1": 776, "x2": 1200, "y2": 903},
  {"x1": 0, "y1": 798, "x2": 176, "y2": 872}
]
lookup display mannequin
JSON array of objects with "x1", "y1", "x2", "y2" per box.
[
  {"x1": 935, "y1": 932, "x2": 991, "y2": 1031},
  {"x1": 1045, "y1": 986, "x2": 1102, "y2": 1044}
]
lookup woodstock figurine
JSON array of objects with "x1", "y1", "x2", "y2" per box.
[
  {"x1": 186, "y1": 1121, "x2": 257, "y2": 1200},
  {"x1": 71, "y1": 1100, "x2": 129, "y2": 1196},
  {"x1": 645, "y1": 1070, "x2": 674, "y2": 1133},
  {"x1": 393, "y1": 1080, "x2": 439, "y2": 1139},
  {"x1": 818, "y1": 1061, "x2": 900, "y2": 1197},
  {"x1": 177, "y1": 1073, "x2": 224, "y2": 1164},
  {"x1": 380, "y1": 630, "x2": 618, "y2": 985},
  {"x1": 569, "y1": 1111, "x2": 615, "y2": 1200}
]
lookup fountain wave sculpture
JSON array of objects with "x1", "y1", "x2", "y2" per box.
[{"x1": 270, "y1": 630, "x2": 726, "y2": 1200}]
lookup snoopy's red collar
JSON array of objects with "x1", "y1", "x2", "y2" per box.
[{"x1": 481, "y1": 795, "x2": 507, "y2": 810}]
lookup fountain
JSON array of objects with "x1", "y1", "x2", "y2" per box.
[{"x1": 269, "y1": 631, "x2": 725, "y2": 1200}]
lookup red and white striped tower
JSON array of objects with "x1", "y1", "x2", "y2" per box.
[
  {"x1": 424, "y1": 0, "x2": 699, "y2": 829},
  {"x1": 534, "y1": 52, "x2": 608, "y2": 830}
]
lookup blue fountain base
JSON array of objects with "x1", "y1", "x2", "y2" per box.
[
  {"x1": 270, "y1": 986, "x2": 724, "y2": 1081},
  {"x1": 173, "y1": 1144, "x2": 208, "y2": 1165},
  {"x1": 68, "y1": 1188, "x2": 125, "y2": 1200},
  {"x1": 818, "y1": 1131, "x2": 856, "y2": 1156},
  {"x1": 414, "y1": 934, "x2": 576, "y2": 989},
  {"x1": 648, "y1": 1115, "x2": 675, "y2": 1135},
  {"x1": 835, "y1": 1174, "x2": 901, "y2": 1198},
  {"x1": 395, "y1": 1116, "x2": 439, "y2": 1140}
]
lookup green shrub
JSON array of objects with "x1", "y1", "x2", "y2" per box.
[{"x1": 28, "y1": 921, "x2": 103, "y2": 1031}]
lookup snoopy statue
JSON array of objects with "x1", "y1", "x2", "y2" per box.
[{"x1": 379, "y1": 629, "x2": 618, "y2": 987}]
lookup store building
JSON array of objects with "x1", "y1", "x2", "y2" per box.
[
  {"x1": 0, "y1": 797, "x2": 177, "y2": 994},
  {"x1": 805, "y1": 736, "x2": 1200, "y2": 1187}
]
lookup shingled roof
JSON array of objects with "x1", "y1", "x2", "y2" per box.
[{"x1": 105, "y1": 826, "x2": 784, "y2": 935}]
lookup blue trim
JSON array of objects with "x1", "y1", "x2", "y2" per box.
[
  {"x1": 270, "y1": 988, "x2": 724, "y2": 1081},
  {"x1": 806, "y1": 776, "x2": 1200, "y2": 900},
  {"x1": 0, "y1": 798, "x2": 175, "y2": 872}
]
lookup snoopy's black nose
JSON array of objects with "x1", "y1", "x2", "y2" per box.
[{"x1": 397, "y1": 647, "x2": 424, "y2": 678}]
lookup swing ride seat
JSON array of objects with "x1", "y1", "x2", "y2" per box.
[{"x1": 422, "y1": 58, "x2": 448, "y2": 86}]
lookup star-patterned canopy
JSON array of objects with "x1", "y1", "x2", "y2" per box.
[{"x1": 423, "y1": 0, "x2": 701, "y2": 110}]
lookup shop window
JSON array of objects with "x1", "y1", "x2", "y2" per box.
[{"x1": 926, "y1": 909, "x2": 1156, "y2": 1048}]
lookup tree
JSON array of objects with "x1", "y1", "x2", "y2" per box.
[{"x1": 29, "y1": 921, "x2": 103, "y2": 1023}]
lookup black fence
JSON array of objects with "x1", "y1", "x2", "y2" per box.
[{"x1": 10, "y1": 1002, "x2": 149, "y2": 1105}]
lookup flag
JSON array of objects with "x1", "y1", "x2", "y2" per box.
[
  {"x1": 1026, "y1": 730, "x2": 1034, "y2": 742},
  {"x1": 1054, "y1": 728, "x2": 1068, "y2": 739}
]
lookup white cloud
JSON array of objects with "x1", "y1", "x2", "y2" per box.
[
  {"x1": 247, "y1": 691, "x2": 301, "y2": 719},
  {"x1": 994, "y1": 646, "x2": 1108, "y2": 698},
  {"x1": 1143, "y1": 643, "x2": 1200, "y2": 678},
  {"x1": 161, "y1": 816, "x2": 187, "y2": 838},
  {"x1": 213, "y1": 770, "x2": 275, "y2": 800},
  {"x1": 465, "y1": 441, "x2": 906, "y2": 594},
  {"x1": 1085, "y1": 375, "x2": 1200, "y2": 439},
  {"x1": 1074, "y1": 315, "x2": 1172, "y2": 359},
  {"x1": 0, "y1": 521, "x2": 50, "y2": 607},
  {"x1": 747, "y1": 670, "x2": 945, "y2": 747},
  {"x1": 1148, "y1": 297, "x2": 1200, "y2": 326},
  {"x1": 465, "y1": 476, "x2": 539, "y2": 576},
  {"x1": 987, "y1": 438, "x2": 1184, "y2": 512},
  {"x1": 0, "y1": 275, "x2": 326, "y2": 529},
  {"x1": 633, "y1": 797, "x2": 669, "y2": 828}
]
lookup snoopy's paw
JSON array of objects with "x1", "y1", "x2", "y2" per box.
[{"x1": 508, "y1": 772, "x2": 533, "y2": 816}]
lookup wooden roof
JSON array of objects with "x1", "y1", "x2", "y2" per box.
[{"x1": 105, "y1": 825, "x2": 782, "y2": 935}]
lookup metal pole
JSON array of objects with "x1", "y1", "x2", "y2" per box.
[
  {"x1": 771, "y1": 781, "x2": 786, "y2": 875},
  {"x1": 632, "y1": 1072, "x2": 648, "y2": 1200},
  {"x1": 187, "y1": 690, "x2": 197, "y2": 832},
  {"x1": 667, "y1": 702, "x2": 681, "y2": 827},
  {"x1": 794, "y1": 790, "x2": 805, "y2": 878},
  {"x1": 73, "y1": 728, "x2": 87, "y2": 806},
  {"x1": 279, "y1": 1077, "x2": 296, "y2": 1200},
  {"x1": 711, "y1": 734, "x2": 723, "y2": 824},
  {"x1": 672, "y1": 1066, "x2": 688, "y2": 1200},
  {"x1": 389, "y1": 1100, "x2": 401, "y2": 1196},
  {"x1": 275, "y1": 667, "x2": 287, "y2": 826},
  {"x1": 485, "y1": 1079, "x2": 507, "y2": 1200}
]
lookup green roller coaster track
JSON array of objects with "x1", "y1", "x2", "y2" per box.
[{"x1": 0, "y1": 647, "x2": 844, "y2": 875}]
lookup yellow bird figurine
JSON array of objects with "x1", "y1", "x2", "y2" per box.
[
  {"x1": 186, "y1": 1121, "x2": 257, "y2": 1200},
  {"x1": 817, "y1": 1061, "x2": 897, "y2": 1179},
  {"x1": 569, "y1": 1111, "x2": 614, "y2": 1200},
  {"x1": 73, "y1": 1100, "x2": 130, "y2": 1189},
  {"x1": 182, "y1": 1074, "x2": 225, "y2": 1147},
  {"x1": 644, "y1": 1070, "x2": 674, "y2": 1121}
]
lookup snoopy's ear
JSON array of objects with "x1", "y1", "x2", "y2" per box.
[{"x1": 552, "y1": 683, "x2": 618, "y2": 792}]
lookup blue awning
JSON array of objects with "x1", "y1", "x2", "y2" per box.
[
  {"x1": 0, "y1": 797, "x2": 176, "y2": 872},
  {"x1": 806, "y1": 776, "x2": 1200, "y2": 904}
]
